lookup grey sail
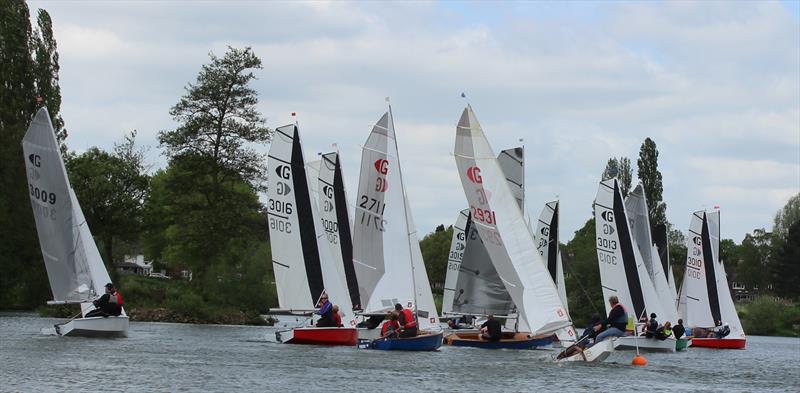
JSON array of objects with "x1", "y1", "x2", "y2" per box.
[
  {"x1": 22, "y1": 108, "x2": 94, "y2": 302},
  {"x1": 450, "y1": 147, "x2": 523, "y2": 316}
]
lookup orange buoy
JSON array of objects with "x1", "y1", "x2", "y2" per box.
[{"x1": 632, "y1": 354, "x2": 648, "y2": 366}]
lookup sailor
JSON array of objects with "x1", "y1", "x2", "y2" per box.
[
  {"x1": 85, "y1": 283, "x2": 123, "y2": 318},
  {"x1": 673, "y1": 319, "x2": 686, "y2": 339},
  {"x1": 645, "y1": 313, "x2": 659, "y2": 338},
  {"x1": 716, "y1": 323, "x2": 731, "y2": 339},
  {"x1": 332, "y1": 305, "x2": 343, "y2": 327},
  {"x1": 315, "y1": 294, "x2": 336, "y2": 327},
  {"x1": 479, "y1": 314, "x2": 502, "y2": 342},
  {"x1": 379, "y1": 311, "x2": 400, "y2": 338},
  {"x1": 588, "y1": 296, "x2": 628, "y2": 347},
  {"x1": 657, "y1": 321, "x2": 673, "y2": 341},
  {"x1": 395, "y1": 303, "x2": 418, "y2": 338},
  {"x1": 578, "y1": 313, "x2": 602, "y2": 344}
]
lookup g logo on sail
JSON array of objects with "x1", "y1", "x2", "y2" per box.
[
  {"x1": 28, "y1": 154, "x2": 41, "y2": 167},
  {"x1": 540, "y1": 227, "x2": 550, "y2": 236},
  {"x1": 374, "y1": 159, "x2": 389, "y2": 175},
  {"x1": 276, "y1": 182, "x2": 292, "y2": 196},
  {"x1": 693, "y1": 236, "x2": 702, "y2": 246},
  {"x1": 322, "y1": 185, "x2": 333, "y2": 199},
  {"x1": 601, "y1": 211, "x2": 614, "y2": 223},
  {"x1": 275, "y1": 165, "x2": 291, "y2": 180},
  {"x1": 466, "y1": 166, "x2": 482, "y2": 184}
]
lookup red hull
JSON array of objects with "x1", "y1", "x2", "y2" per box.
[
  {"x1": 690, "y1": 338, "x2": 746, "y2": 349},
  {"x1": 286, "y1": 327, "x2": 358, "y2": 346}
]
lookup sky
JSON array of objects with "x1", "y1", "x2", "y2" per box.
[{"x1": 27, "y1": 0, "x2": 800, "y2": 243}]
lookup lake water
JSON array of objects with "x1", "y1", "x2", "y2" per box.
[{"x1": 1, "y1": 312, "x2": 798, "y2": 392}]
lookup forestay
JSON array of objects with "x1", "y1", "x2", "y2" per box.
[
  {"x1": 442, "y1": 209, "x2": 469, "y2": 316},
  {"x1": 624, "y1": 183, "x2": 678, "y2": 323},
  {"x1": 454, "y1": 106, "x2": 570, "y2": 335},
  {"x1": 267, "y1": 125, "x2": 354, "y2": 326},
  {"x1": 351, "y1": 107, "x2": 438, "y2": 330},
  {"x1": 317, "y1": 152, "x2": 361, "y2": 311},
  {"x1": 594, "y1": 178, "x2": 666, "y2": 321},
  {"x1": 22, "y1": 108, "x2": 92, "y2": 302}
]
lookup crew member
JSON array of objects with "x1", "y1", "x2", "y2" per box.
[
  {"x1": 315, "y1": 294, "x2": 335, "y2": 327},
  {"x1": 588, "y1": 296, "x2": 628, "y2": 347},
  {"x1": 479, "y1": 314, "x2": 502, "y2": 342},
  {"x1": 395, "y1": 303, "x2": 418, "y2": 338},
  {"x1": 85, "y1": 283, "x2": 123, "y2": 318}
]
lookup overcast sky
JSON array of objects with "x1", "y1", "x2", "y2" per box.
[{"x1": 28, "y1": 0, "x2": 799, "y2": 243}]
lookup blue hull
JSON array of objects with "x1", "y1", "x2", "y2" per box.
[
  {"x1": 447, "y1": 334, "x2": 554, "y2": 350},
  {"x1": 370, "y1": 331, "x2": 443, "y2": 351}
]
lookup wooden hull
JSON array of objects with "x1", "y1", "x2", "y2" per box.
[
  {"x1": 676, "y1": 338, "x2": 690, "y2": 351},
  {"x1": 277, "y1": 327, "x2": 358, "y2": 346},
  {"x1": 54, "y1": 316, "x2": 129, "y2": 338},
  {"x1": 690, "y1": 337, "x2": 746, "y2": 349},
  {"x1": 612, "y1": 336, "x2": 676, "y2": 352},
  {"x1": 369, "y1": 331, "x2": 443, "y2": 351},
  {"x1": 444, "y1": 332, "x2": 553, "y2": 350}
]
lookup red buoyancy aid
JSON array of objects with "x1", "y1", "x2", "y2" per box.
[
  {"x1": 381, "y1": 320, "x2": 400, "y2": 335},
  {"x1": 400, "y1": 309, "x2": 417, "y2": 329},
  {"x1": 333, "y1": 311, "x2": 342, "y2": 327},
  {"x1": 113, "y1": 291, "x2": 123, "y2": 306}
]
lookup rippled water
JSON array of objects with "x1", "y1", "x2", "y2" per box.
[{"x1": 1, "y1": 312, "x2": 798, "y2": 392}]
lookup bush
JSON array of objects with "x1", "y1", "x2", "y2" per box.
[{"x1": 741, "y1": 296, "x2": 799, "y2": 336}]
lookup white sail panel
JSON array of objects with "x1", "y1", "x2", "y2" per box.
[
  {"x1": 535, "y1": 200, "x2": 569, "y2": 313},
  {"x1": 23, "y1": 108, "x2": 93, "y2": 302},
  {"x1": 681, "y1": 211, "x2": 715, "y2": 327},
  {"x1": 716, "y1": 259, "x2": 745, "y2": 339},
  {"x1": 442, "y1": 209, "x2": 469, "y2": 315},
  {"x1": 454, "y1": 106, "x2": 570, "y2": 335}
]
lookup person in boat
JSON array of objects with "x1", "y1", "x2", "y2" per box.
[
  {"x1": 315, "y1": 294, "x2": 336, "y2": 327},
  {"x1": 673, "y1": 319, "x2": 686, "y2": 340},
  {"x1": 479, "y1": 314, "x2": 502, "y2": 342},
  {"x1": 587, "y1": 296, "x2": 628, "y2": 347},
  {"x1": 332, "y1": 305, "x2": 343, "y2": 327},
  {"x1": 578, "y1": 313, "x2": 602, "y2": 344},
  {"x1": 645, "y1": 313, "x2": 659, "y2": 338},
  {"x1": 656, "y1": 321, "x2": 673, "y2": 341},
  {"x1": 84, "y1": 283, "x2": 123, "y2": 318},
  {"x1": 395, "y1": 303, "x2": 418, "y2": 338},
  {"x1": 715, "y1": 323, "x2": 731, "y2": 339},
  {"x1": 379, "y1": 311, "x2": 400, "y2": 339}
]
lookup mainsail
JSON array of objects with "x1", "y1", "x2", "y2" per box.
[
  {"x1": 449, "y1": 147, "x2": 523, "y2": 317},
  {"x1": 454, "y1": 105, "x2": 570, "y2": 335},
  {"x1": 624, "y1": 183, "x2": 678, "y2": 323},
  {"x1": 653, "y1": 223, "x2": 679, "y2": 306},
  {"x1": 441, "y1": 209, "x2": 469, "y2": 316},
  {"x1": 267, "y1": 124, "x2": 354, "y2": 325},
  {"x1": 594, "y1": 178, "x2": 666, "y2": 321},
  {"x1": 317, "y1": 152, "x2": 361, "y2": 310},
  {"x1": 351, "y1": 107, "x2": 438, "y2": 330},
  {"x1": 535, "y1": 200, "x2": 568, "y2": 313},
  {"x1": 23, "y1": 108, "x2": 119, "y2": 316}
]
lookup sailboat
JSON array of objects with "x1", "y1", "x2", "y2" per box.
[
  {"x1": 23, "y1": 108, "x2": 129, "y2": 337},
  {"x1": 441, "y1": 209, "x2": 469, "y2": 318},
  {"x1": 678, "y1": 210, "x2": 745, "y2": 349},
  {"x1": 534, "y1": 200, "x2": 578, "y2": 346},
  {"x1": 652, "y1": 223, "x2": 679, "y2": 308},
  {"x1": 352, "y1": 105, "x2": 442, "y2": 351},
  {"x1": 594, "y1": 178, "x2": 675, "y2": 352},
  {"x1": 453, "y1": 105, "x2": 611, "y2": 361},
  {"x1": 268, "y1": 123, "x2": 357, "y2": 346}
]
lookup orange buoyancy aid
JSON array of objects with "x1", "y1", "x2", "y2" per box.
[{"x1": 400, "y1": 309, "x2": 417, "y2": 329}]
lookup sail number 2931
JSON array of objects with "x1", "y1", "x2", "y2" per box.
[{"x1": 470, "y1": 206, "x2": 496, "y2": 225}]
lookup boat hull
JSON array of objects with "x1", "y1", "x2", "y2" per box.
[
  {"x1": 56, "y1": 316, "x2": 129, "y2": 338},
  {"x1": 277, "y1": 327, "x2": 358, "y2": 346},
  {"x1": 444, "y1": 332, "x2": 553, "y2": 350},
  {"x1": 690, "y1": 337, "x2": 746, "y2": 349},
  {"x1": 557, "y1": 338, "x2": 615, "y2": 362},
  {"x1": 676, "y1": 338, "x2": 690, "y2": 351},
  {"x1": 612, "y1": 336, "x2": 676, "y2": 352},
  {"x1": 369, "y1": 331, "x2": 443, "y2": 351}
]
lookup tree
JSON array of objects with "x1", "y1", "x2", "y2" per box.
[
  {"x1": 562, "y1": 218, "x2": 604, "y2": 325},
  {"x1": 772, "y1": 221, "x2": 800, "y2": 299},
  {"x1": 66, "y1": 131, "x2": 150, "y2": 271},
  {"x1": 31, "y1": 8, "x2": 66, "y2": 155},
  {"x1": 637, "y1": 138, "x2": 667, "y2": 233},
  {"x1": 773, "y1": 193, "x2": 800, "y2": 241},
  {"x1": 736, "y1": 229, "x2": 773, "y2": 292},
  {"x1": 601, "y1": 157, "x2": 632, "y2": 197},
  {"x1": 668, "y1": 228, "x2": 687, "y2": 285},
  {"x1": 420, "y1": 225, "x2": 454, "y2": 295}
]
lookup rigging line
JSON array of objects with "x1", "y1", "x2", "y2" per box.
[{"x1": 563, "y1": 258, "x2": 602, "y2": 316}]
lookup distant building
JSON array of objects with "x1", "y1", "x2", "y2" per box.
[{"x1": 116, "y1": 254, "x2": 153, "y2": 277}]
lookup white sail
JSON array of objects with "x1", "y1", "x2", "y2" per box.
[
  {"x1": 267, "y1": 124, "x2": 354, "y2": 325},
  {"x1": 679, "y1": 211, "x2": 716, "y2": 328},
  {"x1": 442, "y1": 209, "x2": 469, "y2": 316},
  {"x1": 454, "y1": 105, "x2": 570, "y2": 335},
  {"x1": 594, "y1": 178, "x2": 667, "y2": 322},
  {"x1": 318, "y1": 152, "x2": 362, "y2": 311},
  {"x1": 624, "y1": 183, "x2": 678, "y2": 323},
  {"x1": 352, "y1": 107, "x2": 438, "y2": 330},
  {"x1": 708, "y1": 211, "x2": 745, "y2": 339},
  {"x1": 535, "y1": 200, "x2": 568, "y2": 313},
  {"x1": 23, "y1": 108, "x2": 94, "y2": 303}
]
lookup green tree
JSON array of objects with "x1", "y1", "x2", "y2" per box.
[
  {"x1": 562, "y1": 218, "x2": 603, "y2": 325},
  {"x1": 669, "y1": 228, "x2": 687, "y2": 286},
  {"x1": 66, "y1": 131, "x2": 150, "y2": 272},
  {"x1": 601, "y1": 157, "x2": 632, "y2": 197},
  {"x1": 420, "y1": 225, "x2": 454, "y2": 295},
  {"x1": 773, "y1": 193, "x2": 800, "y2": 241},
  {"x1": 637, "y1": 138, "x2": 667, "y2": 233},
  {"x1": 31, "y1": 8, "x2": 66, "y2": 154},
  {"x1": 772, "y1": 221, "x2": 800, "y2": 299},
  {"x1": 736, "y1": 228, "x2": 773, "y2": 292}
]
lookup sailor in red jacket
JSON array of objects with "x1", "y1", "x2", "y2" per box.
[
  {"x1": 379, "y1": 311, "x2": 401, "y2": 338},
  {"x1": 395, "y1": 303, "x2": 418, "y2": 338}
]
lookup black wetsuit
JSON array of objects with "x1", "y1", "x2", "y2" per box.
[
  {"x1": 481, "y1": 319, "x2": 502, "y2": 342},
  {"x1": 673, "y1": 324, "x2": 686, "y2": 339}
]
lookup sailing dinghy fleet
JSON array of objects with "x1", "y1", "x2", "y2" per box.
[{"x1": 24, "y1": 103, "x2": 745, "y2": 361}]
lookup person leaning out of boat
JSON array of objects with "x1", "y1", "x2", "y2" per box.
[
  {"x1": 479, "y1": 314, "x2": 502, "y2": 342},
  {"x1": 315, "y1": 294, "x2": 336, "y2": 327},
  {"x1": 395, "y1": 303, "x2": 418, "y2": 338},
  {"x1": 587, "y1": 296, "x2": 628, "y2": 347},
  {"x1": 644, "y1": 313, "x2": 659, "y2": 338},
  {"x1": 379, "y1": 311, "x2": 400, "y2": 339},
  {"x1": 85, "y1": 283, "x2": 123, "y2": 318},
  {"x1": 656, "y1": 321, "x2": 673, "y2": 341},
  {"x1": 673, "y1": 319, "x2": 687, "y2": 340}
]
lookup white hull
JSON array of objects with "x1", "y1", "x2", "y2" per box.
[
  {"x1": 264, "y1": 314, "x2": 313, "y2": 328},
  {"x1": 557, "y1": 339, "x2": 615, "y2": 362},
  {"x1": 612, "y1": 336, "x2": 676, "y2": 352},
  {"x1": 48, "y1": 316, "x2": 129, "y2": 338}
]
